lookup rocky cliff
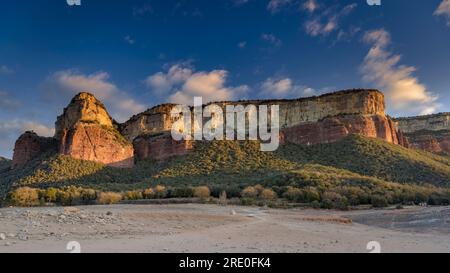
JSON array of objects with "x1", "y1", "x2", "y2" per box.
[
  {"x1": 12, "y1": 131, "x2": 57, "y2": 169},
  {"x1": 11, "y1": 89, "x2": 412, "y2": 167},
  {"x1": 395, "y1": 113, "x2": 450, "y2": 155},
  {"x1": 12, "y1": 92, "x2": 134, "y2": 169},
  {"x1": 122, "y1": 89, "x2": 402, "y2": 160}
]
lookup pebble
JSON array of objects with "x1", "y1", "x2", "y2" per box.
[{"x1": 0, "y1": 233, "x2": 6, "y2": 240}]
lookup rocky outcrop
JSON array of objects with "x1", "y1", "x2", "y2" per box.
[
  {"x1": 12, "y1": 92, "x2": 134, "y2": 169},
  {"x1": 395, "y1": 113, "x2": 450, "y2": 155},
  {"x1": 59, "y1": 123, "x2": 134, "y2": 168},
  {"x1": 126, "y1": 89, "x2": 403, "y2": 160},
  {"x1": 282, "y1": 114, "x2": 400, "y2": 146},
  {"x1": 12, "y1": 131, "x2": 57, "y2": 169},
  {"x1": 55, "y1": 92, "x2": 113, "y2": 139},
  {"x1": 119, "y1": 104, "x2": 177, "y2": 142},
  {"x1": 11, "y1": 89, "x2": 411, "y2": 167},
  {"x1": 56, "y1": 92, "x2": 134, "y2": 168},
  {"x1": 133, "y1": 133, "x2": 193, "y2": 161}
]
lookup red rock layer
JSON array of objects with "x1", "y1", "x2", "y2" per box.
[
  {"x1": 281, "y1": 114, "x2": 401, "y2": 146},
  {"x1": 59, "y1": 124, "x2": 134, "y2": 168},
  {"x1": 133, "y1": 133, "x2": 193, "y2": 161},
  {"x1": 12, "y1": 131, "x2": 57, "y2": 169},
  {"x1": 404, "y1": 131, "x2": 450, "y2": 155}
]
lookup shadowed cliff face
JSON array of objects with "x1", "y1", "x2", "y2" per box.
[{"x1": 395, "y1": 113, "x2": 450, "y2": 155}]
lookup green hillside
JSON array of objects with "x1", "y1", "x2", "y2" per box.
[{"x1": 1, "y1": 135, "x2": 449, "y2": 206}]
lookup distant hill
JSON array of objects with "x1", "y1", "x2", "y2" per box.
[{"x1": 1, "y1": 135, "x2": 449, "y2": 206}]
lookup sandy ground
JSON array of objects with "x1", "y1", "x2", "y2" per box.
[{"x1": 0, "y1": 204, "x2": 448, "y2": 253}]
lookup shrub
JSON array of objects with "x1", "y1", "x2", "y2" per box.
[
  {"x1": 8, "y1": 187, "x2": 40, "y2": 207},
  {"x1": 241, "y1": 186, "x2": 258, "y2": 198},
  {"x1": 154, "y1": 185, "x2": 167, "y2": 199},
  {"x1": 171, "y1": 187, "x2": 194, "y2": 198},
  {"x1": 371, "y1": 195, "x2": 389, "y2": 208},
  {"x1": 283, "y1": 187, "x2": 303, "y2": 202},
  {"x1": 321, "y1": 192, "x2": 348, "y2": 210},
  {"x1": 97, "y1": 192, "x2": 122, "y2": 205},
  {"x1": 143, "y1": 188, "x2": 155, "y2": 199},
  {"x1": 80, "y1": 189, "x2": 97, "y2": 204},
  {"x1": 57, "y1": 190, "x2": 73, "y2": 206},
  {"x1": 260, "y1": 189, "x2": 277, "y2": 201},
  {"x1": 193, "y1": 186, "x2": 211, "y2": 199},
  {"x1": 44, "y1": 188, "x2": 58, "y2": 203},
  {"x1": 124, "y1": 190, "x2": 143, "y2": 200}
]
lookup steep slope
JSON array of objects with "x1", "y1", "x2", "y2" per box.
[{"x1": 2, "y1": 135, "x2": 448, "y2": 194}]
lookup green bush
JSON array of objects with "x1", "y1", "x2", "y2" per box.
[{"x1": 371, "y1": 195, "x2": 389, "y2": 208}]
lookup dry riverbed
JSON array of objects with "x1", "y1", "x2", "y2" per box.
[{"x1": 0, "y1": 204, "x2": 448, "y2": 253}]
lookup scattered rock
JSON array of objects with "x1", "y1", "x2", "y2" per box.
[{"x1": 0, "y1": 233, "x2": 6, "y2": 240}]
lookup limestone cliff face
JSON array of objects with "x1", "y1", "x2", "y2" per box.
[
  {"x1": 119, "y1": 104, "x2": 177, "y2": 142},
  {"x1": 55, "y1": 92, "x2": 113, "y2": 139},
  {"x1": 121, "y1": 89, "x2": 387, "y2": 143},
  {"x1": 395, "y1": 113, "x2": 450, "y2": 154},
  {"x1": 124, "y1": 89, "x2": 401, "y2": 160},
  {"x1": 57, "y1": 92, "x2": 134, "y2": 168},
  {"x1": 12, "y1": 131, "x2": 57, "y2": 169}
]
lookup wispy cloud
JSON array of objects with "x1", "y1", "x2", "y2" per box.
[
  {"x1": 304, "y1": 3, "x2": 357, "y2": 37},
  {"x1": 124, "y1": 35, "x2": 135, "y2": 45},
  {"x1": 261, "y1": 33, "x2": 282, "y2": 47},
  {"x1": 145, "y1": 63, "x2": 249, "y2": 105},
  {"x1": 361, "y1": 29, "x2": 440, "y2": 116},
  {"x1": 260, "y1": 77, "x2": 315, "y2": 99},
  {"x1": 0, "y1": 119, "x2": 54, "y2": 158},
  {"x1": 0, "y1": 91, "x2": 20, "y2": 110},
  {"x1": 267, "y1": 0, "x2": 292, "y2": 14},
  {"x1": 42, "y1": 70, "x2": 146, "y2": 122},
  {"x1": 434, "y1": 0, "x2": 450, "y2": 26},
  {"x1": 302, "y1": 0, "x2": 319, "y2": 13},
  {"x1": 133, "y1": 4, "x2": 153, "y2": 17},
  {"x1": 0, "y1": 65, "x2": 14, "y2": 75},
  {"x1": 232, "y1": 0, "x2": 251, "y2": 7},
  {"x1": 238, "y1": 41, "x2": 247, "y2": 49}
]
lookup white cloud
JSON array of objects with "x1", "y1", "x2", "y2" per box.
[
  {"x1": 260, "y1": 77, "x2": 315, "y2": 99},
  {"x1": 0, "y1": 91, "x2": 20, "y2": 110},
  {"x1": 302, "y1": 0, "x2": 319, "y2": 13},
  {"x1": 434, "y1": 0, "x2": 450, "y2": 26},
  {"x1": 145, "y1": 64, "x2": 249, "y2": 105},
  {"x1": 43, "y1": 70, "x2": 146, "y2": 122},
  {"x1": 261, "y1": 33, "x2": 282, "y2": 47},
  {"x1": 304, "y1": 3, "x2": 357, "y2": 37},
  {"x1": 361, "y1": 29, "x2": 440, "y2": 116},
  {"x1": 0, "y1": 119, "x2": 54, "y2": 158},
  {"x1": 267, "y1": 0, "x2": 291, "y2": 14}
]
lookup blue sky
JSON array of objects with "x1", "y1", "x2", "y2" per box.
[{"x1": 0, "y1": 0, "x2": 449, "y2": 158}]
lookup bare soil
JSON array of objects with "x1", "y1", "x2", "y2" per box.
[{"x1": 0, "y1": 204, "x2": 448, "y2": 253}]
